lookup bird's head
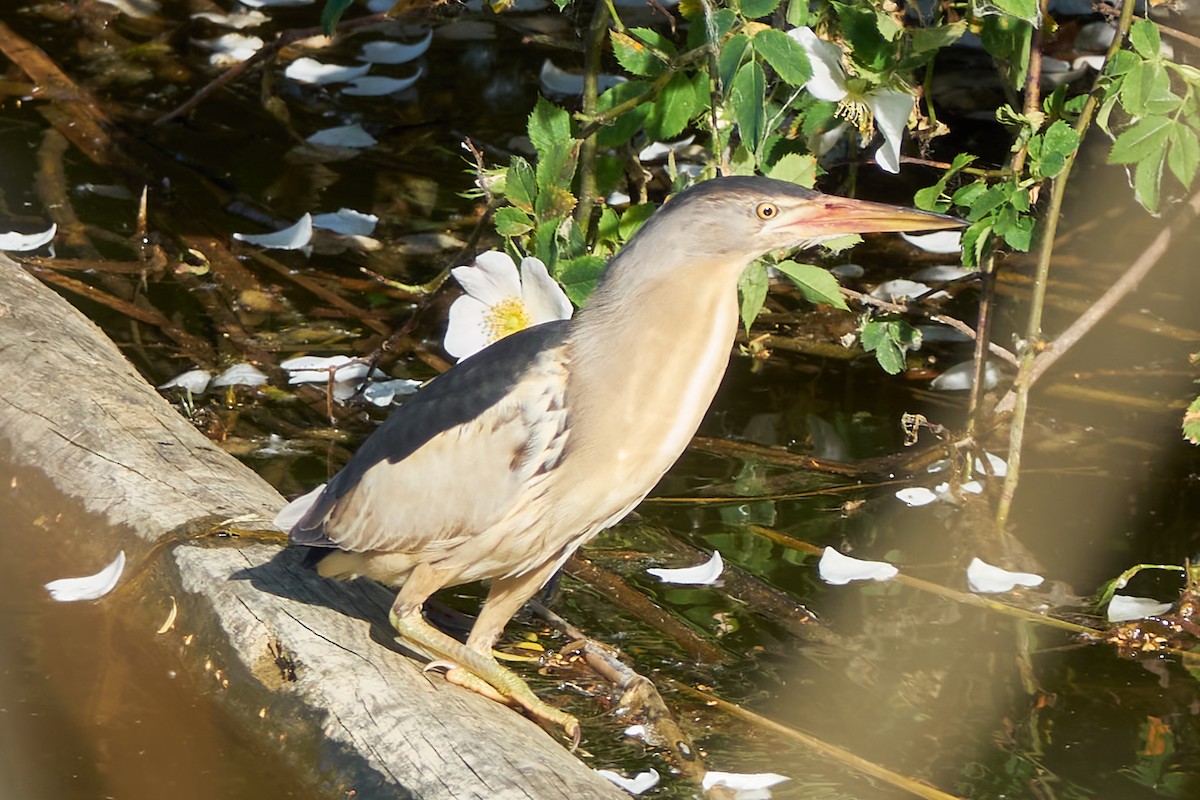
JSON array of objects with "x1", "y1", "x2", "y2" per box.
[{"x1": 605, "y1": 175, "x2": 965, "y2": 285}]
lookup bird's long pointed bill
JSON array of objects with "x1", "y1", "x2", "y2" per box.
[{"x1": 773, "y1": 195, "x2": 965, "y2": 237}]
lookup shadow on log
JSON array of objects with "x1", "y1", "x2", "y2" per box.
[{"x1": 0, "y1": 254, "x2": 624, "y2": 799}]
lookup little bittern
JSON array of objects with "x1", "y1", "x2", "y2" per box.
[{"x1": 277, "y1": 176, "x2": 964, "y2": 743}]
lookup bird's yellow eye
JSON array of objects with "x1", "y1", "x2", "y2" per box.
[{"x1": 755, "y1": 202, "x2": 779, "y2": 220}]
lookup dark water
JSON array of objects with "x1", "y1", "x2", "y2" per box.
[{"x1": 3, "y1": 1, "x2": 1200, "y2": 798}]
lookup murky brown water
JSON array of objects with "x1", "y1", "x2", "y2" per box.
[{"x1": 3, "y1": 2, "x2": 1200, "y2": 798}]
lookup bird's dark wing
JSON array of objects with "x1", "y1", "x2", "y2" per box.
[{"x1": 288, "y1": 320, "x2": 572, "y2": 554}]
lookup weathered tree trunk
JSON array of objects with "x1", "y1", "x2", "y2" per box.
[{"x1": 0, "y1": 254, "x2": 623, "y2": 799}]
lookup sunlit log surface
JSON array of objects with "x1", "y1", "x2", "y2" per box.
[{"x1": 0, "y1": 254, "x2": 623, "y2": 800}]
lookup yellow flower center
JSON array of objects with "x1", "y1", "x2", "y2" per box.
[
  {"x1": 836, "y1": 97, "x2": 873, "y2": 137},
  {"x1": 483, "y1": 296, "x2": 532, "y2": 343}
]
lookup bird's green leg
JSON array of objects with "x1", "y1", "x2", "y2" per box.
[{"x1": 389, "y1": 564, "x2": 580, "y2": 745}]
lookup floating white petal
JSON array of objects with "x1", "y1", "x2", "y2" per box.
[
  {"x1": 312, "y1": 208, "x2": 378, "y2": 236},
  {"x1": 911, "y1": 265, "x2": 971, "y2": 282},
  {"x1": 539, "y1": 59, "x2": 626, "y2": 98},
  {"x1": 967, "y1": 557, "x2": 1044, "y2": 593},
  {"x1": 284, "y1": 58, "x2": 371, "y2": 85},
  {"x1": 233, "y1": 214, "x2": 313, "y2": 250},
  {"x1": 159, "y1": 368, "x2": 212, "y2": 394},
  {"x1": 975, "y1": 452, "x2": 1008, "y2": 477},
  {"x1": 895, "y1": 486, "x2": 939, "y2": 507},
  {"x1": 96, "y1": 0, "x2": 160, "y2": 18},
  {"x1": 211, "y1": 362, "x2": 269, "y2": 387},
  {"x1": 595, "y1": 769, "x2": 659, "y2": 795},
  {"x1": 199, "y1": 33, "x2": 264, "y2": 65},
  {"x1": 818, "y1": 547, "x2": 899, "y2": 585},
  {"x1": 45, "y1": 551, "x2": 126, "y2": 602},
  {"x1": 192, "y1": 9, "x2": 268, "y2": 28},
  {"x1": 341, "y1": 70, "x2": 423, "y2": 96},
  {"x1": 240, "y1": 0, "x2": 314, "y2": 7},
  {"x1": 647, "y1": 551, "x2": 723, "y2": 585},
  {"x1": 359, "y1": 30, "x2": 433, "y2": 64},
  {"x1": 901, "y1": 230, "x2": 963, "y2": 254},
  {"x1": 930, "y1": 360, "x2": 1001, "y2": 391},
  {"x1": 306, "y1": 124, "x2": 378, "y2": 149},
  {"x1": 702, "y1": 771, "x2": 791, "y2": 792},
  {"x1": 274, "y1": 484, "x2": 326, "y2": 530},
  {"x1": 281, "y1": 355, "x2": 353, "y2": 384},
  {"x1": 869, "y1": 279, "x2": 930, "y2": 302},
  {"x1": 0, "y1": 224, "x2": 56, "y2": 252},
  {"x1": 363, "y1": 378, "x2": 421, "y2": 406},
  {"x1": 1107, "y1": 594, "x2": 1173, "y2": 622},
  {"x1": 623, "y1": 724, "x2": 648, "y2": 739}
]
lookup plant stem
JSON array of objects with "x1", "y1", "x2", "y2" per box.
[{"x1": 574, "y1": 0, "x2": 612, "y2": 238}]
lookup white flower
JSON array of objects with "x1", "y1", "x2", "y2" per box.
[
  {"x1": 818, "y1": 547, "x2": 898, "y2": 584},
  {"x1": 966, "y1": 557, "x2": 1044, "y2": 593},
  {"x1": 444, "y1": 251, "x2": 572, "y2": 361},
  {"x1": 45, "y1": 551, "x2": 126, "y2": 602},
  {"x1": 787, "y1": 27, "x2": 915, "y2": 174},
  {"x1": 647, "y1": 551, "x2": 724, "y2": 585}
]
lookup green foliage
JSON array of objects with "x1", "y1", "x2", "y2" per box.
[
  {"x1": 861, "y1": 318, "x2": 921, "y2": 375},
  {"x1": 773, "y1": 261, "x2": 848, "y2": 310},
  {"x1": 738, "y1": 262, "x2": 769, "y2": 333},
  {"x1": 751, "y1": 29, "x2": 812, "y2": 87},
  {"x1": 320, "y1": 0, "x2": 355, "y2": 34}
]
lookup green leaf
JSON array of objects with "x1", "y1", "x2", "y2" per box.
[
  {"x1": 1133, "y1": 147, "x2": 1167, "y2": 214},
  {"x1": 833, "y1": 2, "x2": 891, "y2": 72},
  {"x1": 1183, "y1": 395, "x2": 1200, "y2": 445},
  {"x1": 773, "y1": 261, "x2": 848, "y2": 310},
  {"x1": 960, "y1": 221, "x2": 993, "y2": 269},
  {"x1": 965, "y1": 185, "x2": 1009, "y2": 221},
  {"x1": 558, "y1": 256, "x2": 607, "y2": 306},
  {"x1": 1121, "y1": 62, "x2": 1173, "y2": 117},
  {"x1": 494, "y1": 206, "x2": 534, "y2": 237},
  {"x1": 595, "y1": 81, "x2": 653, "y2": 149},
  {"x1": 817, "y1": 234, "x2": 862, "y2": 255},
  {"x1": 535, "y1": 184, "x2": 577, "y2": 220},
  {"x1": 991, "y1": 0, "x2": 1039, "y2": 23},
  {"x1": 914, "y1": 152, "x2": 976, "y2": 212},
  {"x1": 1108, "y1": 115, "x2": 1172, "y2": 165},
  {"x1": 729, "y1": 60, "x2": 767, "y2": 155},
  {"x1": 611, "y1": 28, "x2": 674, "y2": 78},
  {"x1": 737, "y1": 0, "x2": 780, "y2": 19},
  {"x1": 766, "y1": 152, "x2": 818, "y2": 188},
  {"x1": 785, "y1": 0, "x2": 808, "y2": 27},
  {"x1": 1130, "y1": 19, "x2": 1161, "y2": 61},
  {"x1": 528, "y1": 96, "x2": 571, "y2": 158},
  {"x1": 505, "y1": 156, "x2": 537, "y2": 213},
  {"x1": 738, "y1": 261, "x2": 769, "y2": 333},
  {"x1": 718, "y1": 34, "x2": 752, "y2": 90},
  {"x1": 860, "y1": 319, "x2": 915, "y2": 375},
  {"x1": 595, "y1": 206, "x2": 620, "y2": 246},
  {"x1": 619, "y1": 203, "x2": 655, "y2": 239},
  {"x1": 751, "y1": 28, "x2": 812, "y2": 87},
  {"x1": 1168, "y1": 124, "x2": 1200, "y2": 189},
  {"x1": 645, "y1": 71, "x2": 700, "y2": 140},
  {"x1": 1043, "y1": 119, "x2": 1081, "y2": 158},
  {"x1": 951, "y1": 180, "x2": 987, "y2": 208},
  {"x1": 909, "y1": 21, "x2": 967, "y2": 55},
  {"x1": 320, "y1": 0, "x2": 355, "y2": 34},
  {"x1": 1104, "y1": 49, "x2": 1140, "y2": 78}
]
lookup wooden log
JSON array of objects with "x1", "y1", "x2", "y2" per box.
[{"x1": 0, "y1": 254, "x2": 623, "y2": 800}]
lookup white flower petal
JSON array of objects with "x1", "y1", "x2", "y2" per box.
[
  {"x1": 623, "y1": 724, "x2": 648, "y2": 739},
  {"x1": 966, "y1": 557, "x2": 1044, "y2": 593},
  {"x1": 158, "y1": 368, "x2": 212, "y2": 393},
  {"x1": 702, "y1": 771, "x2": 791, "y2": 792},
  {"x1": 930, "y1": 360, "x2": 1002, "y2": 391},
  {"x1": 359, "y1": 30, "x2": 433, "y2": 64},
  {"x1": 0, "y1": 224, "x2": 56, "y2": 252},
  {"x1": 818, "y1": 547, "x2": 899, "y2": 584},
  {"x1": 274, "y1": 484, "x2": 325, "y2": 530},
  {"x1": 210, "y1": 362, "x2": 269, "y2": 387},
  {"x1": 197, "y1": 33, "x2": 264, "y2": 64},
  {"x1": 443, "y1": 295, "x2": 493, "y2": 361},
  {"x1": 240, "y1": 0, "x2": 314, "y2": 7},
  {"x1": 637, "y1": 135, "x2": 696, "y2": 162},
  {"x1": 868, "y1": 88, "x2": 914, "y2": 174},
  {"x1": 1107, "y1": 595, "x2": 1173, "y2": 622},
  {"x1": 341, "y1": 70, "x2": 423, "y2": 96},
  {"x1": 233, "y1": 214, "x2": 313, "y2": 250},
  {"x1": 45, "y1": 551, "x2": 126, "y2": 602},
  {"x1": 281, "y1": 354, "x2": 353, "y2": 372},
  {"x1": 896, "y1": 486, "x2": 939, "y2": 507},
  {"x1": 869, "y1": 279, "x2": 930, "y2": 301},
  {"x1": 595, "y1": 769, "x2": 660, "y2": 795},
  {"x1": 306, "y1": 124, "x2": 378, "y2": 148},
  {"x1": 363, "y1": 378, "x2": 422, "y2": 406},
  {"x1": 191, "y1": 9, "x2": 268, "y2": 28},
  {"x1": 454, "y1": 251, "x2": 523, "y2": 305},
  {"x1": 975, "y1": 452, "x2": 1008, "y2": 477},
  {"x1": 284, "y1": 58, "x2": 371, "y2": 85},
  {"x1": 900, "y1": 230, "x2": 963, "y2": 254},
  {"x1": 520, "y1": 257, "x2": 573, "y2": 324},
  {"x1": 788, "y1": 27, "x2": 847, "y2": 102},
  {"x1": 96, "y1": 0, "x2": 159, "y2": 17},
  {"x1": 647, "y1": 551, "x2": 723, "y2": 585},
  {"x1": 311, "y1": 208, "x2": 378, "y2": 236},
  {"x1": 911, "y1": 265, "x2": 971, "y2": 282}
]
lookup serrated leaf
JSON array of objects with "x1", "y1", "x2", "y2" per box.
[
  {"x1": 535, "y1": 184, "x2": 577, "y2": 220},
  {"x1": 1043, "y1": 120, "x2": 1081, "y2": 158},
  {"x1": 1183, "y1": 395, "x2": 1200, "y2": 445},
  {"x1": 1121, "y1": 62, "x2": 1172, "y2": 117},
  {"x1": 960, "y1": 221, "x2": 992, "y2": 269},
  {"x1": 951, "y1": 180, "x2": 987, "y2": 208},
  {"x1": 645, "y1": 71, "x2": 700, "y2": 140},
  {"x1": 991, "y1": 0, "x2": 1039, "y2": 23},
  {"x1": 729, "y1": 60, "x2": 766, "y2": 155},
  {"x1": 611, "y1": 29, "x2": 674, "y2": 78},
  {"x1": 861, "y1": 321, "x2": 905, "y2": 374},
  {"x1": 965, "y1": 185, "x2": 1009, "y2": 221},
  {"x1": 1108, "y1": 115, "x2": 1172, "y2": 165},
  {"x1": 833, "y1": 2, "x2": 891, "y2": 72},
  {"x1": 619, "y1": 203, "x2": 655, "y2": 239},
  {"x1": 910, "y1": 21, "x2": 967, "y2": 55},
  {"x1": 558, "y1": 256, "x2": 607, "y2": 306},
  {"x1": 738, "y1": 0, "x2": 780, "y2": 19},
  {"x1": 595, "y1": 81, "x2": 652, "y2": 149},
  {"x1": 914, "y1": 152, "x2": 976, "y2": 211},
  {"x1": 752, "y1": 28, "x2": 812, "y2": 87},
  {"x1": 1133, "y1": 147, "x2": 1166, "y2": 213},
  {"x1": 1168, "y1": 124, "x2": 1200, "y2": 189},
  {"x1": 494, "y1": 206, "x2": 534, "y2": 237},
  {"x1": 1130, "y1": 20, "x2": 1161, "y2": 60},
  {"x1": 766, "y1": 152, "x2": 818, "y2": 188},
  {"x1": 528, "y1": 96, "x2": 571, "y2": 158},
  {"x1": 738, "y1": 261, "x2": 769, "y2": 333},
  {"x1": 773, "y1": 261, "x2": 848, "y2": 310},
  {"x1": 505, "y1": 157, "x2": 537, "y2": 213},
  {"x1": 818, "y1": 234, "x2": 863, "y2": 255},
  {"x1": 786, "y1": 0, "x2": 808, "y2": 27},
  {"x1": 718, "y1": 34, "x2": 752, "y2": 89}
]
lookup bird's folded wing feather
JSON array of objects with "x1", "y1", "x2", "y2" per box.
[{"x1": 288, "y1": 321, "x2": 572, "y2": 555}]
